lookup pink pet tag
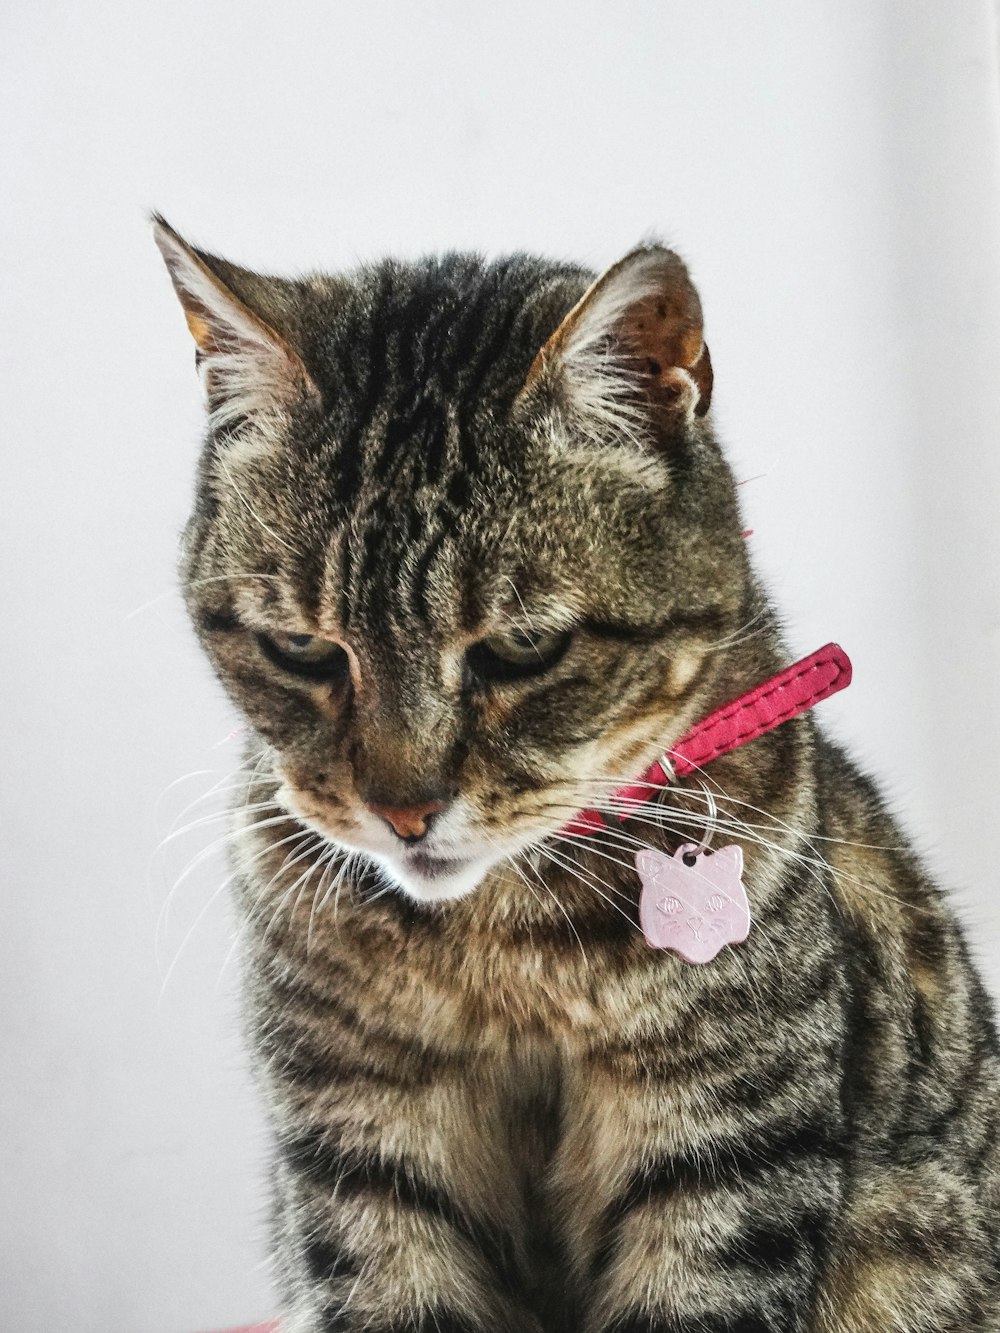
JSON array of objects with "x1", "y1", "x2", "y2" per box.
[{"x1": 636, "y1": 843, "x2": 750, "y2": 964}]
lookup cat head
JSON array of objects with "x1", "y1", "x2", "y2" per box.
[{"x1": 155, "y1": 217, "x2": 751, "y2": 903}]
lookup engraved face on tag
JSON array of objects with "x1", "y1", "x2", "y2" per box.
[{"x1": 635, "y1": 843, "x2": 750, "y2": 963}]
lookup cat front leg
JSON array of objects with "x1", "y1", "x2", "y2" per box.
[
  {"x1": 265, "y1": 1056, "x2": 543, "y2": 1333},
  {"x1": 555, "y1": 1025, "x2": 846, "y2": 1333}
]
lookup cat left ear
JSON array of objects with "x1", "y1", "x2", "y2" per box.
[
  {"x1": 152, "y1": 215, "x2": 320, "y2": 431},
  {"x1": 521, "y1": 244, "x2": 712, "y2": 446}
]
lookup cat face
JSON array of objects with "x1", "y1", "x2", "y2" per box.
[{"x1": 156, "y1": 219, "x2": 750, "y2": 901}]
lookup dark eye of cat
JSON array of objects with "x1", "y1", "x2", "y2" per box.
[
  {"x1": 466, "y1": 627, "x2": 572, "y2": 683},
  {"x1": 257, "y1": 631, "x2": 349, "y2": 682}
]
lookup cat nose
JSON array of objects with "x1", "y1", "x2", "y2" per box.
[{"x1": 366, "y1": 799, "x2": 447, "y2": 844}]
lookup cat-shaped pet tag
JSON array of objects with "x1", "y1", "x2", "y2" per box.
[{"x1": 635, "y1": 843, "x2": 750, "y2": 964}]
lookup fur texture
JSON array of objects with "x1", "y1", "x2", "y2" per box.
[{"x1": 156, "y1": 218, "x2": 1000, "y2": 1332}]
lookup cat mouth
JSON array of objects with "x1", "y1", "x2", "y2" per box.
[
  {"x1": 404, "y1": 851, "x2": 471, "y2": 880},
  {"x1": 383, "y1": 846, "x2": 500, "y2": 902}
]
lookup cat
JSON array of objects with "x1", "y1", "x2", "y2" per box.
[{"x1": 154, "y1": 215, "x2": 1000, "y2": 1333}]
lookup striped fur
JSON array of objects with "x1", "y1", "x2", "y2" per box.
[{"x1": 157, "y1": 222, "x2": 1000, "y2": 1331}]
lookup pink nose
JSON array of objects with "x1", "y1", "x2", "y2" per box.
[{"x1": 366, "y1": 799, "x2": 446, "y2": 842}]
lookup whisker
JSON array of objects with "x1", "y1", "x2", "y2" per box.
[
  {"x1": 521, "y1": 774, "x2": 903, "y2": 918},
  {"x1": 157, "y1": 823, "x2": 307, "y2": 974},
  {"x1": 154, "y1": 808, "x2": 300, "y2": 942},
  {"x1": 307, "y1": 844, "x2": 348, "y2": 954},
  {"x1": 261, "y1": 842, "x2": 329, "y2": 945},
  {"x1": 499, "y1": 852, "x2": 550, "y2": 924},
  {"x1": 126, "y1": 571, "x2": 288, "y2": 621},
  {"x1": 154, "y1": 801, "x2": 287, "y2": 854},
  {"x1": 212, "y1": 831, "x2": 320, "y2": 987},
  {"x1": 549, "y1": 756, "x2": 906, "y2": 854},
  {"x1": 161, "y1": 774, "x2": 279, "y2": 841},
  {"x1": 530, "y1": 838, "x2": 644, "y2": 938},
  {"x1": 516, "y1": 851, "x2": 590, "y2": 963},
  {"x1": 700, "y1": 604, "x2": 771, "y2": 654},
  {"x1": 216, "y1": 452, "x2": 306, "y2": 557},
  {"x1": 580, "y1": 797, "x2": 916, "y2": 915},
  {"x1": 318, "y1": 850, "x2": 360, "y2": 927},
  {"x1": 157, "y1": 834, "x2": 303, "y2": 1007}
]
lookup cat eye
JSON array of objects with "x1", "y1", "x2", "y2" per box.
[
  {"x1": 466, "y1": 627, "x2": 572, "y2": 683},
  {"x1": 257, "y1": 630, "x2": 349, "y2": 682}
]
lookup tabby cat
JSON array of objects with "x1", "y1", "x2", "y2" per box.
[{"x1": 154, "y1": 216, "x2": 1000, "y2": 1333}]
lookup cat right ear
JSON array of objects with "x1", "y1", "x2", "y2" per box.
[
  {"x1": 519, "y1": 244, "x2": 712, "y2": 451},
  {"x1": 152, "y1": 215, "x2": 320, "y2": 432}
]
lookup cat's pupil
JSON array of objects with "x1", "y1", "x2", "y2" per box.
[{"x1": 288, "y1": 634, "x2": 313, "y2": 649}]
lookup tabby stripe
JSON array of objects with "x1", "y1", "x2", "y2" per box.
[
  {"x1": 866, "y1": 1207, "x2": 975, "y2": 1265},
  {"x1": 284, "y1": 1131, "x2": 467, "y2": 1226},
  {"x1": 905, "y1": 892, "x2": 950, "y2": 971},
  {"x1": 258, "y1": 976, "x2": 465, "y2": 1083},
  {"x1": 591, "y1": 1119, "x2": 841, "y2": 1282},
  {"x1": 375, "y1": 394, "x2": 442, "y2": 487},
  {"x1": 503, "y1": 903, "x2": 640, "y2": 951},
  {"x1": 462, "y1": 287, "x2": 529, "y2": 401},
  {"x1": 969, "y1": 1091, "x2": 1000, "y2": 1181},
  {"x1": 618, "y1": 1119, "x2": 840, "y2": 1205},
  {"x1": 584, "y1": 977, "x2": 843, "y2": 1087},
  {"x1": 357, "y1": 514, "x2": 400, "y2": 594},
  {"x1": 283, "y1": 1131, "x2": 523, "y2": 1296},
  {"x1": 446, "y1": 466, "x2": 471, "y2": 509},
  {"x1": 584, "y1": 1038, "x2": 832, "y2": 1101},
  {"x1": 388, "y1": 301, "x2": 418, "y2": 385},
  {"x1": 335, "y1": 366, "x2": 379, "y2": 509},
  {"x1": 409, "y1": 524, "x2": 450, "y2": 619},
  {"x1": 198, "y1": 608, "x2": 240, "y2": 633},
  {"x1": 419, "y1": 399, "x2": 452, "y2": 486},
  {"x1": 269, "y1": 1039, "x2": 434, "y2": 1091},
  {"x1": 400, "y1": 308, "x2": 439, "y2": 388},
  {"x1": 456, "y1": 378, "x2": 483, "y2": 482},
  {"x1": 909, "y1": 986, "x2": 1000, "y2": 1149},
  {"x1": 303, "y1": 1237, "x2": 359, "y2": 1284},
  {"x1": 584, "y1": 609, "x2": 728, "y2": 644},
  {"x1": 437, "y1": 290, "x2": 492, "y2": 394},
  {"x1": 719, "y1": 1209, "x2": 830, "y2": 1273},
  {"x1": 838, "y1": 910, "x2": 882, "y2": 1134},
  {"x1": 336, "y1": 293, "x2": 392, "y2": 624}
]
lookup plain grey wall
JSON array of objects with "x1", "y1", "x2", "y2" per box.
[{"x1": 3, "y1": 2, "x2": 1000, "y2": 1329}]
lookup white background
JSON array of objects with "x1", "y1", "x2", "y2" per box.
[{"x1": 3, "y1": 2, "x2": 1000, "y2": 1329}]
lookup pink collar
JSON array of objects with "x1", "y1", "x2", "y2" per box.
[{"x1": 566, "y1": 643, "x2": 852, "y2": 836}]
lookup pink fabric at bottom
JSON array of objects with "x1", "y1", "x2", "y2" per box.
[{"x1": 203, "y1": 1323, "x2": 278, "y2": 1332}]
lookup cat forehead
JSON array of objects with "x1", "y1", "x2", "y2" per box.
[
  {"x1": 206, "y1": 408, "x2": 676, "y2": 643},
  {"x1": 312, "y1": 254, "x2": 590, "y2": 403}
]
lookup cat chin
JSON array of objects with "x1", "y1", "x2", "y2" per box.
[{"x1": 370, "y1": 852, "x2": 494, "y2": 904}]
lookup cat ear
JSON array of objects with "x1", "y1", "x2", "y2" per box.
[
  {"x1": 714, "y1": 844, "x2": 744, "y2": 877},
  {"x1": 521, "y1": 245, "x2": 712, "y2": 446},
  {"x1": 152, "y1": 215, "x2": 320, "y2": 432}
]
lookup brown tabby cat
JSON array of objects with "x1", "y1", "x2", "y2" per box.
[{"x1": 154, "y1": 216, "x2": 1000, "y2": 1333}]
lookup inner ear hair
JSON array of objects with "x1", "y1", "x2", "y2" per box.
[
  {"x1": 616, "y1": 263, "x2": 713, "y2": 419},
  {"x1": 152, "y1": 214, "x2": 319, "y2": 430},
  {"x1": 522, "y1": 244, "x2": 713, "y2": 446}
]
